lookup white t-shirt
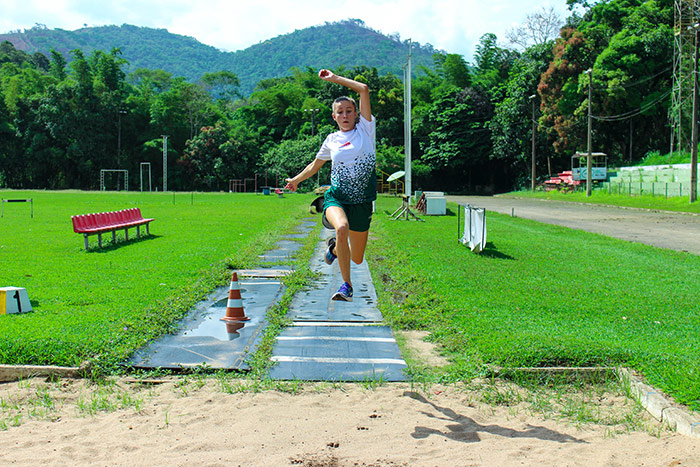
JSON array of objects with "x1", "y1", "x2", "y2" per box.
[{"x1": 316, "y1": 114, "x2": 377, "y2": 204}]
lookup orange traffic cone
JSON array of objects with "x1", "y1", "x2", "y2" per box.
[{"x1": 221, "y1": 272, "x2": 250, "y2": 322}]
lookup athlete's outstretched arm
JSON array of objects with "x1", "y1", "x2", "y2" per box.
[{"x1": 318, "y1": 69, "x2": 371, "y2": 121}]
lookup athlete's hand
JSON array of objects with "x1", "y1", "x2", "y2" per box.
[
  {"x1": 284, "y1": 178, "x2": 298, "y2": 192},
  {"x1": 318, "y1": 69, "x2": 335, "y2": 81}
]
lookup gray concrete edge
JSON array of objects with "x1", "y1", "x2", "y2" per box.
[{"x1": 617, "y1": 367, "x2": 700, "y2": 438}]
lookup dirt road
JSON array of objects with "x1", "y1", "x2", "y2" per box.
[{"x1": 446, "y1": 195, "x2": 700, "y2": 255}]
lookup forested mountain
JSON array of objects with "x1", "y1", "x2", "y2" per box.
[
  {"x1": 0, "y1": 1, "x2": 676, "y2": 194},
  {"x1": 0, "y1": 20, "x2": 437, "y2": 94}
]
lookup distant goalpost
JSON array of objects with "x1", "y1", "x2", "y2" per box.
[
  {"x1": 100, "y1": 169, "x2": 129, "y2": 191},
  {"x1": 140, "y1": 162, "x2": 152, "y2": 192}
]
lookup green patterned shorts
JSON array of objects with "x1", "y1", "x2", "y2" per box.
[{"x1": 323, "y1": 195, "x2": 373, "y2": 232}]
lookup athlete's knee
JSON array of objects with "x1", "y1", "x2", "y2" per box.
[
  {"x1": 335, "y1": 223, "x2": 349, "y2": 239},
  {"x1": 350, "y1": 247, "x2": 366, "y2": 264}
]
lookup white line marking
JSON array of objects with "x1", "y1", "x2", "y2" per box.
[
  {"x1": 277, "y1": 336, "x2": 395, "y2": 343},
  {"x1": 241, "y1": 281, "x2": 282, "y2": 285},
  {"x1": 180, "y1": 348, "x2": 214, "y2": 361},
  {"x1": 291, "y1": 322, "x2": 381, "y2": 327},
  {"x1": 271, "y1": 356, "x2": 406, "y2": 365}
]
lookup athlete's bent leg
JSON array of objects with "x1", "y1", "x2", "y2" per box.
[
  {"x1": 348, "y1": 229, "x2": 369, "y2": 265},
  {"x1": 324, "y1": 206, "x2": 351, "y2": 286}
]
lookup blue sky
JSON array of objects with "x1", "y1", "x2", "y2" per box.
[{"x1": 1, "y1": 0, "x2": 575, "y2": 62}]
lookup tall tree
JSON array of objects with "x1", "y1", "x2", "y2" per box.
[
  {"x1": 418, "y1": 87, "x2": 494, "y2": 191},
  {"x1": 260, "y1": 136, "x2": 325, "y2": 191},
  {"x1": 581, "y1": 1, "x2": 672, "y2": 165},
  {"x1": 49, "y1": 49, "x2": 67, "y2": 81},
  {"x1": 506, "y1": 6, "x2": 564, "y2": 50},
  {"x1": 200, "y1": 70, "x2": 241, "y2": 102},
  {"x1": 490, "y1": 43, "x2": 556, "y2": 183},
  {"x1": 178, "y1": 122, "x2": 230, "y2": 190},
  {"x1": 538, "y1": 27, "x2": 599, "y2": 157},
  {"x1": 539, "y1": 0, "x2": 672, "y2": 167},
  {"x1": 473, "y1": 33, "x2": 519, "y2": 100},
  {"x1": 69, "y1": 49, "x2": 93, "y2": 93},
  {"x1": 0, "y1": 41, "x2": 32, "y2": 66},
  {"x1": 128, "y1": 68, "x2": 172, "y2": 94}
]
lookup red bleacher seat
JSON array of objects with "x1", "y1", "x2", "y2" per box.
[{"x1": 71, "y1": 208, "x2": 154, "y2": 251}]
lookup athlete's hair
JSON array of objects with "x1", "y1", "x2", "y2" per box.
[{"x1": 332, "y1": 96, "x2": 357, "y2": 113}]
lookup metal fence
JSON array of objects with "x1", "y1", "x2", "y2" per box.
[{"x1": 602, "y1": 181, "x2": 691, "y2": 198}]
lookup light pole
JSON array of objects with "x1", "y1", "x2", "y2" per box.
[
  {"x1": 117, "y1": 109, "x2": 127, "y2": 168},
  {"x1": 404, "y1": 39, "x2": 413, "y2": 200},
  {"x1": 585, "y1": 69, "x2": 593, "y2": 197},
  {"x1": 529, "y1": 94, "x2": 537, "y2": 191},
  {"x1": 691, "y1": 24, "x2": 699, "y2": 203},
  {"x1": 161, "y1": 135, "x2": 169, "y2": 192}
]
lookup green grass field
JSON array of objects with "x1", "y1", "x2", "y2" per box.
[
  {"x1": 0, "y1": 190, "x2": 313, "y2": 373},
  {"x1": 1, "y1": 190, "x2": 699, "y2": 413},
  {"x1": 370, "y1": 196, "x2": 700, "y2": 412}
]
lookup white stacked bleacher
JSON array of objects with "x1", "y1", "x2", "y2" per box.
[{"x1": 605, "y1": 163, "x2": 700, "y2": 197}]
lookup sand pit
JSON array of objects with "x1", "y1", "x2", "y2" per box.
[{"x1": 1, "y1": 376, "x2": 698, "y2": 466}]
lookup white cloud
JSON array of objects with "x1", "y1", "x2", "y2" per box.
[{"x1": 1, "y1": 0, "x2": 573, "y2": 61}]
